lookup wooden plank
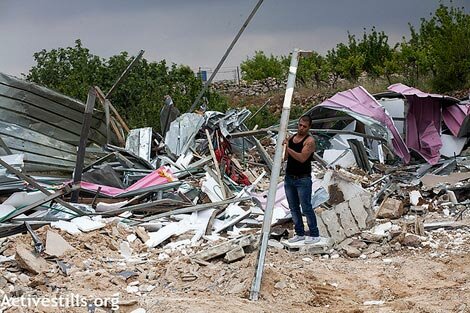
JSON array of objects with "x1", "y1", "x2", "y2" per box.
[
  {"x1": 95, "y1": 86, "x2": 130, "y2": 133},
  {"x1": 205, "y1": 129, "x2": 226, "y2": 199}
]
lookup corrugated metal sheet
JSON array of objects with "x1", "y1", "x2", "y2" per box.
[{"x1": 0, "y1": 72, "x2": 118, "y2": 174}]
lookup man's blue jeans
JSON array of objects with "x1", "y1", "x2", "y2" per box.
[{"x1": 284, "y1": 175, "x2": 319, "y2": 237}]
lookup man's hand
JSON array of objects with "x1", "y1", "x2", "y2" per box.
[{"x1": 283, "y1": 136, "x2": 290, "y2": 146}]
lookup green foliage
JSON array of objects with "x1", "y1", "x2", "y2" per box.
[
  {"x1": 240, "y1": 51, "x2": 287, "y2": 82},
  {"x1": 245, "y1": 105, "x2": 280, "y2": 130},
  {"x1": 393, "y1": 28, "x2": 430, "y2": 87},
  {"x1": 327, "y1": 35, "x2": 365, "y2": 84},
  {"x1": 27, "y1": 40, "x2": 106, "y2": 100},
  {"x1": 417, "y1": 4, "x2": 470, "y2": 91},
  {"x1": 297, "y1": 51, "x2": 330, "y2": 88},
  {"x1": 26, "y1": 40, "x2": 228, "y2": 132},
  {"x1": 357, "y1": 27, "x2": 393, "y2": 78}
]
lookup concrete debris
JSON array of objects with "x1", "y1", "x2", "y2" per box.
[
  {"x1": 0, "y1": 77, "x2": 469, "y2": 307},
  {"x1": 44, "y1": 230, "x2": 75, "y2": 257},
  {"x1": 15, "y1": 244, "x2": 49, "y2": 274},
  {"x1": 376, "y1": 198, "x2": 404, "y2": 219}
]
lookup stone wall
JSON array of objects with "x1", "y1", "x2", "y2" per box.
[{"x1": 210, "y1": 78, "x2": 286, "y2": 97}]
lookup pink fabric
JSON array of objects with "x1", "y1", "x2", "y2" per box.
[
  {"x1": 405, "y1": 96, "x2": 442, "y2": 164},
  {"x1": 387, "y1": 83, "x2": 464, "y2": 164},
  {"x1": 80, "y1": 166, "x2": 176, "y2": 196},
  {"x1": 442, "y1": 104, "x2": 470, "y2": 137},
  {"x1": 317, "y1": 86, "x2": 410, "y2": 163}
]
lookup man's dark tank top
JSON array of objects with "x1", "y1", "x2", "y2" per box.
[{"x1": 286, "y1": 135, "x2": 313, "y2": 176}]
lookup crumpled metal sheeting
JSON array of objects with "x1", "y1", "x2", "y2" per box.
[
  {"x1": 125, "y1": 127, "x2": 153, "y2": 162},
  {"x1": 165, "y1": 113, "x2": 205, "y2": 157},
  {"x1": 217, "y1": 109, "x2": 251, "y2": 138},
  {"x1": 0, "y1": 154, "x2": 25, "y2": 192}
]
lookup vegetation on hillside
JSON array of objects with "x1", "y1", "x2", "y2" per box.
[{"x1": 241, "y1": 4, "x2": 470, "y2": 93}]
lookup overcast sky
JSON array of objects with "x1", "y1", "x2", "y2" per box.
[{"x1": 1, "y1": 0, "x2": 468, "y2": 78}]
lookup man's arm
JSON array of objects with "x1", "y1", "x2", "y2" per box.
[{"x1": 286, "y1": 137, "x2": 315, "y2": 163}]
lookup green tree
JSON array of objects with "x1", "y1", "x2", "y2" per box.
[
  {"x1": 417, "y1": 4, "x2": 470, "y2": 91},
  {"x1": 326, "y1": 34, "x2": 365, "y2": 84},
  {"x1": 394, "y1": 27, "x2": 430, "y2": 87},
  {"x1": 27, "y1": 39, "x2": 106, "y2": 100},
  {"x1": 357, "y1": 27, "x2": 393, "y2": 78},
  {"x1": 240, "y1": 51, "x2": 287, "y2": 82},
  {"x1": 26, "y1": 40, "x2": 228, "y2": 132},
  {"x1": 297, "y1": 51, "x2": 330, "y2": 88}
]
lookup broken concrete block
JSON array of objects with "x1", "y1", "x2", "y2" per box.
[
  {"x1": 370, "y1": 222, "x2": 392, "y2": 236},
  {"x1": 135, "y1": 227, "x2": 150, "y2": 243},
  {"x1": 224, "y1": 246, "x2": 245, "y2": 263},
  {"x1": 192, "y1": 235, "x2": 255, "y2": 261},
  {"x1": 71, "y1": 216, "x2": 106, "y2": 232},
  {"x1": 360, "y1": 232, "x2": 384, "y2": 243},
  {"x1": 409, "y1": 190, "x2": 423, "y2": 206},
  {"x1": 376, "y1": 198, "x2": 404, "y2": 219},
  {"x1": 402, "y1": 234, "x2": 422, "y2": 247},
  {"x1": 327, "y1": 184, "x2": 344, "y2": 205},
  {"x1": 268, "y1": 239, "x2": 284, "y2": 250},
  {"x1": 45, "y1": 231, "x2": 75, "y2": 257},
  {"x1": 348, "y1": 197, "x2": 367, "y2": 229},
  {"x1": 349, "y1": 238, "x2": 367, "y2": 249},
  {"x1": 317, "y1": 209, "x2": 346, "y2": 243},
  {"x1": 15, "y1": 244, "x2": 49, "y2": 274},
  {"x1": 120, "y1": 241, "x2": 133, "y2": 259},
  {"x1": 343, "y1": 245, "x2": 361, "y2": 258},
  {"x1": 274, "y1": 280, "x2": 288, "y2": 290},
  {"x1": 335, "y1": 202, "x2": 360, "y2": 237},
  {"x1": 315, "y1": 208, "x2": 330, "y2": 237},
  {"x1": 299, "y1": 237, "x2": 334, "y2": 254},
  {"x1": 349, "y1": 194, "x2": 374, "y2": 229},
  {"x1": 50, "y1": 220, "x2": 81, "y2": 235}
]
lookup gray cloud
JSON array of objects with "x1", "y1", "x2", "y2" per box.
[{"x1": 0, "y1": 0, "x2": 467, "y2": 77}]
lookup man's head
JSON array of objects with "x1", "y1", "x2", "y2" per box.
[{"x1": 297, "y1": 115, "x2": 312, "y2": 136}]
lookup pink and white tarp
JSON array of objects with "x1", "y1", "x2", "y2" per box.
[
  {"x1": 317, "y1": 86, "x2": 411, "y2": 163},
  {"x1": 388, "y1": 83, "x2": 463, "y2": 164},
  {"x1": 79, "y1": 166, "x2": 176, "y2": 197}
]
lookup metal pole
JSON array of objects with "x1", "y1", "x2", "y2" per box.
[
  {"x1": 188, "y1": 0, "x2": 264, "y2": 112},
  {"x1": 105, "y1": 50, "x2": 145, "y2": 99},
  {"x1": 250, "y1": 48, "x2": 302, "y2": 301}
]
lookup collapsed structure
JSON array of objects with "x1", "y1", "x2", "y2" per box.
[{"x1": 0, "y1": 71, "x2": 469, "y2": 310}]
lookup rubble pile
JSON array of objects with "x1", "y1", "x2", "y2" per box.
[{"x1": 0, "y1": 75, "x2": 469, "y2": 311}]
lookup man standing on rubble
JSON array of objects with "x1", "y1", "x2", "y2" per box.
[{"x1": 283, "y1": 115, "x2": 320, "y2": 244}]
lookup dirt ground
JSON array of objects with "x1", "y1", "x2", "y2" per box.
[
  {"x1": 1, "y1": 215, "x2": 469, "y2": 313},
  {"x1": 129, "y1": 227, "x2": 470, "y2": 313}
]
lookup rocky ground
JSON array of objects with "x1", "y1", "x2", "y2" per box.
[{"x1": 0, "y1": 213, "x2": 468, "y2": 313}]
